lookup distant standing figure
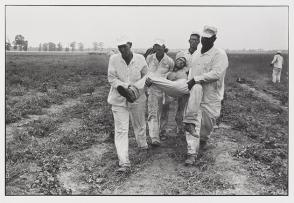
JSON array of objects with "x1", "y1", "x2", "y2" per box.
[{"x1": 270, "y1": 51, "x2": 284, "y2": 83}]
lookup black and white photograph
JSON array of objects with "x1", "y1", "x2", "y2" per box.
[{"x1": 1, "y1": 0, "x2": 293, "y2": 199}]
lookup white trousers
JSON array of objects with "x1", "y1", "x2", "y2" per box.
[
  {"x1": 112, "y1": 102, "x2": 148, "y2": 167},
  {"x1": 183, "y1": 84, "x2": 216, "y2": 155},
  {"x1": 147, "y1": 89, "x2": 169, "y2": 143},
  {"x1": 272, "y1": 67, "x2": 282, "y2": 83},
  {"x1": 134, "y1": 75, "x2": 190, "y2": 143}
]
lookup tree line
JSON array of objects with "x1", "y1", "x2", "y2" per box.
[{"x1": 6, "y1": 34, "x2": 104, "y2": 51}]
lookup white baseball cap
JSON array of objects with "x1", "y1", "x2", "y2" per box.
[
  {"x1": 116, "y1": 35, "x2": 131, "y2": 46},
  {"x1": 153, "y1": 38, "x2": 166, "y2": 46},
  {"x1": 277, "y1": 50, "x2": 282, "y2": 54},
  {"x1": 191, "y1": 31, "x2": 200, "y2": 36},
  {"x1": 201, "y1": 25, "x2": 217, "y2": 38}
]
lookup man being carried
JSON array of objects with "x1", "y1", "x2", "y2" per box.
[{"x1": 174, "y1": 32, "x2": 200, "y2": 135}]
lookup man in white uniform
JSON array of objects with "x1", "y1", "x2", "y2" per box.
[
  {"x1": 146, "y1": 39, "x2": 174, "y2": 146},
  {"x1": 107, "y1": 36, "x2": 149, "y2": 173},
  {"x1": 183, "y1": 26, "x2": 229, "y2": 166},
  {"x1": 174, "y1": 32, "x2": 200, "y2": 135},
  {"x1": 270, "y1": 51, "x2": 284, "y2": 83}
]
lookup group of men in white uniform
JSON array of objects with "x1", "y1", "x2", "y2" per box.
[{"x1": 107, "y1": 25, "x2": 229, "y2": 173}]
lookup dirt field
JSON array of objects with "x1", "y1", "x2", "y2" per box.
[{"x1": 5, "y1": 52, "x2": 288, "y2": 195}]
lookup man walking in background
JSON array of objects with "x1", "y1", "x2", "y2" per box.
[
  {"x1": 174, "y1": 32, "x2": 200, "y2": 136},
  {"x1": 107, "y1": 36, "x2": 149, "y2": 173},
  {"x1": 270, "y1": 51, "x2": 284, "y2": 83},
  {"x1": 183, "y1": 26, "x2": 229, "y2": 166},
  {"x1": 146, "y1": 39, "x2": 174, "y2": 146}
]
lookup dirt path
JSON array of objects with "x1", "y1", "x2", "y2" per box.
[
  {"x1": 109, "y1": 120, "x2": 265, "y2": 195},
  {"x1": 56, "y1": 100, "x2": 272, "y2": 195}
]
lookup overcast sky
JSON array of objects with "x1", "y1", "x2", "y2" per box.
[{"x1": 5, "y1": 6, "x2": 288, "y2": 50}]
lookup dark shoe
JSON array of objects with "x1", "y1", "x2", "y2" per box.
[
  {"x1": 150, "y1": 141, "x2": 161, "y2": 147},
  {"x1": 138, "y1": 147, "x2": 149, "y2": 158},
  {"x1": 185, "y1": 154, "x2": 197, "y2": 166},
  {"x1": 160, "y1": 131, "x2": 168, "y2": 141},
  {"x1": 177, "y1": 127, "x2": 185, "y2": 136},
  {"x1": 200, "y1": 140, "x2": 207, "y2": 148},
  {"x1": 139, "y1": 146, "x2": 149, "y2": 152},
  {"x1": 116, "y1": 166, "x2": 131, "y2": 173},
  {"x1": 117, "y1": 86, "x2": 136, "y2": 103},
  {"x1": 184, "y1": 123, "x2": 199, "y2": 138},
  {"x1": 160, "y1": 134, "x2": 167, "y2": 141}
]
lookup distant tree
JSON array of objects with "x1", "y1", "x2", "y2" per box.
[
  {"x1": 98, "y1": 42, "x2": 104, "y2": 50},
  {"x1": 12, "y1": 41, "x2": 17, "y2": 50},
  {"x1": 48, "y1": 42, "x2": 56, "y2": 51},
  {"x1": 78, "y1": 42, "x2": 84, "y2": 51},
  {"x1": 23, "y1": 40, "x2": 28, "y2": 51},
  {"x1": 38, "y1": 43, "x2": 42, "y2": 51},
  {"x1": 93, "y1": 42, "x2": 98, "y2": 51},
  {"x1": 14, "y1": 34, "x2": 26, "y2": 51},
  {"x1": 65, "y1": 47, "x2": 70, "y2": 52},
  {"x1": 57, "y1": 42, "x2": 63, "y2": 51},
  {"x1": 5, "y1": 41, "x2": 11, "y2": 50},
  {"x1": 70, "y1": 42, "x2": 76, "y2": 51},
  {"x1": 42, "y1": 43, "x2": 48, "y2": 51}
]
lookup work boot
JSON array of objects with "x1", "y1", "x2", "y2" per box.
[
  {"x1": 150, "y1": 141, "x2": 161, "y2": 147},
  {"x1": 200, "y1": 140, "x2": 207, "y2": 148},
  {"x1": 138, "y1": 147, "x2": 149, "y2": 159},
  {"x1": 184, "y1": 123, "x2": 199, "y2": 138},
  {"x1": 160, "y1": 130, "x2": 168, "y2": 141},
  {"x1": 139, "y1": 146, "x2": 149, "y2": 153},
  {"x1": 116, "y1": 165, "x2": 131, "y2": 173},
  {"x1": 185, "y1": 154, "x2": 197, "y2": 166},
  {"x1": 117, "y1": 85, "x2": 137, "y2": 103},
  {"x1": 177, "y1": 126, "x2": 185, "y2": 137}
]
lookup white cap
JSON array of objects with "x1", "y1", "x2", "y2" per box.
[
  {"x1": 116, "y1": 35, "x2": 131, "y2": 46},
  {"x1": 277, "y1": 50, "x2": 282, "y2": 54},
  {"x1": 201, "y1": 25, "x2": 217, "y2": 38},
  {"x1": 153, "y1": 38, "x2": 166, "y2": 46},
  {"x1": 191, "y1": 31, "x2": 200, "y2": 36}
]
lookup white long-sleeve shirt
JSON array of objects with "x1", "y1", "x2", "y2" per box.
[
  {"x1": 107, "y1": 53, "x2": 148, "y2": 107},
  {"x1": 146, "y1": 53, "x2": 174, "y2": 96},
  {"x1": 271, "y1": 54, "x2": 283, "y2": 69},
  {"x1": 189, "y1": 47, "x2": 229, "y2": 117},
  {"x1": 146, "y1": 53, "x2": 174, "y2": 77}
]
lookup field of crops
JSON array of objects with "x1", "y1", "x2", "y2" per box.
[{"x1": 5, "y1": 52, "x2": 288, "y2": 195}]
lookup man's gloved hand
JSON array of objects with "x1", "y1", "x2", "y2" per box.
[
  {"x1": 145, "y1": 77, "x2": 153, "y2": 87},
  {"x1": 187, "y1": 78, "x2": 196, "y2": 90}
]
